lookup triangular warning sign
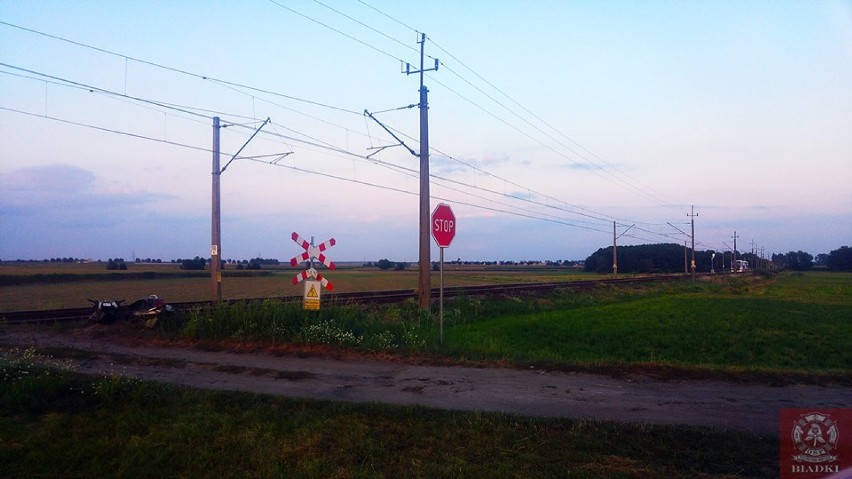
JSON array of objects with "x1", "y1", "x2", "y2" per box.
[{"x1": 307, "y1": 285, "x2": 319, "y2": 298}]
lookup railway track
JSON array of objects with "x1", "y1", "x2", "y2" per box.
[{"x1": 1, "y1": 274, "x2": 690, "y2": 325}]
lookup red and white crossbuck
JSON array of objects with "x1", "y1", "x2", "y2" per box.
[{"x1": 289, "y1": 232, "x2": 336, "y2": 290}]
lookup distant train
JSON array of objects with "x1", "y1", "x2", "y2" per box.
[{"x1": 733, "y1": 260, "x2": 750, "y2": 273}]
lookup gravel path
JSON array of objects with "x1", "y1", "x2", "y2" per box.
[{"x1": 3, "y1": 326, "x2": 850, "y2": 435}]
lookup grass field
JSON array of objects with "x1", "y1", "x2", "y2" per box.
[
  {"x1": 2, "y1": 270, "x2": 848, "y2": 477},
  {"x1": 0, "y1": 352, "x2": 778, "y2": 478},
  {"x1": 0, "y1": 261, "x2": 606, "y2": 312},
  {"x1": 442, "y1": 273, "x2": 852, "y2": 378},
  {"x1": 139, "y1": 271, "x2": 848, "y2": 380}
]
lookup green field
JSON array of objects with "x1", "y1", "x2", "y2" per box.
[
  {"x1": 2, "y1": 270, "x2": 849, "y2": 477},
  {"x1": 442, "y1": 273, "x2": 852, "y2": 379},
  {"x1": 0, "y1": 352, "x2": 777, "y2": 479},
  {"x1": 121, "y1": 270, "x2": 849, "y2": 381},
  {"x1": 0, "y1": 261, "x2": 606, "y2": 311}
]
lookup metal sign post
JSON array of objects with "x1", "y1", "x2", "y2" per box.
[
  {"x1": 439, "y1": 246, "x2": 445, "y2": 344},
  {"x1": 431, "y1": 203, "x2": 456, "y2": 345}
]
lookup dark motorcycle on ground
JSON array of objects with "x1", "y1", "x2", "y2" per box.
[
  {"x1": 127, "y1": 294, "x2": 175, "y2": 329},
  {"x1": 87, "y1": 299, "x2": 125, "y2": 323},
  {"x1": 86, "y1": 295, "x2": 174, "y2": 328}
]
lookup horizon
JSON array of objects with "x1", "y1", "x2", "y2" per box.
[{"x1": 2, "y1": 2, "x2": 850, "y2": 262}]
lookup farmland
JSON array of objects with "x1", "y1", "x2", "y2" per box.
[
  {"x1": 2, "y1": 269, "x2": 850, "y2": 478},
  {"x1": 0, "y1": 261, "x2": 605, "y2": 312}
]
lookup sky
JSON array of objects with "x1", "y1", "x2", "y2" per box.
[{"x1": 1, "y1": 0, "x2": 850, "y2": 263}]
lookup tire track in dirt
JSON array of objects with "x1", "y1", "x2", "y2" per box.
[{"x1": 3, "y1": 327, "x2": 850, "y2": 435}]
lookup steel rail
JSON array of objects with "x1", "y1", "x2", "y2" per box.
[{"x1": 1, "y1": 274, "x2": 692, "y2": 325}]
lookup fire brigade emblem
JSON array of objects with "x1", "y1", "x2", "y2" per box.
[{"x1": 792, "y1": 412, "x2": 839, "y2": 463}]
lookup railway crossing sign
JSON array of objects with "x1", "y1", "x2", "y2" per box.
[
  {"x1": 431, "y1": 203, "x2": 456, "y2": 248},
  {"x1": 289, "y1": 231, "x2": 336, "y2": 309},
  {"x1": 290, "y1": 232, "x2": 336, "y2": 271}
]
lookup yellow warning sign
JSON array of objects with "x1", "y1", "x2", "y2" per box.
[{"x1": 303, "y1": 280, "x2": 321, "y2": 310}]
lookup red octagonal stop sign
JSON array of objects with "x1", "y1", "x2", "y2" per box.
[{"x1": 431, "y1": 203, "x2": 456, "y2": 248}]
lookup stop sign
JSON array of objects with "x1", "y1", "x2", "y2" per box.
[{"x1": 431, "y1": 203, "x2": 456, "y2": 248}]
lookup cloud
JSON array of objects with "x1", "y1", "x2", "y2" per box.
[
  {"x1": 555, "y1": 161, "x2": 607, "y2": 171},
  {"x1": 0, "y1": 164, "x2": 158, "y2": 225},
  {"x1": 0, "y1": 164, "x2": 189, "y2": 258}
]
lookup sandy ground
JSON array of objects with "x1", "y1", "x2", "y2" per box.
[{"x1": 3, "y1": 325, "x2": 850, "y2": 436}]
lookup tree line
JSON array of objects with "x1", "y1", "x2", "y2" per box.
[{"x1": 584, "y1": 244, "x2": 852, "y2": 273}]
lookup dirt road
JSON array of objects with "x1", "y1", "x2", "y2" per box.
[{"x1": 3, "y1": 326, "x2": 850, "y2": 435}]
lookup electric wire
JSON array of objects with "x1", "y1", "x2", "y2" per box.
[
  {"x1": 2, "y1": 103, "x2": 675, "y2": 243},
  {"x1": 1, "y1": 19, "x2": 697, "y2": 247},
  {"x1": 0, "y1": 21, "x2": 362, "y2": 116},
  {"x1": 352, "y1": 0, "x2": 684, "y2": 211},
  {"x1": 309, "y1": 0, "x2": 420, "y2": 56},
  {"x1": 266, "y1": 0, "x2": 409, "y2": 66},
  {"x1": 428, "y1": 38, "x2": 685, "y2": 212},
  {"x1": 0, "y1": 106, "x2": 212, "y2": 154},
  {"x1": 1, "y1": 19, "x2": 675, "y2": 231},
  {"x1": 2, "y1": 62, "x2": 680, "y2": 244}
]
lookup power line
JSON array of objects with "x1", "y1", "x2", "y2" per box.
[
  {"x1": 2, "y1": 19, "x2": 676, "y2": 229},
  {"x1": 2, "y1": 103, "x2": 682, "y2": 245},
  {"x1": 310, "y1": 0, "x2": 419, "y2": 56},
  {"x1": 1, "y1": 18, "x2": 694, "y2": 246},
  {"x1": 0, "y1": 20, "x2": 362, "y2": 116},
  {"x1": 1, "y1": 62, "x2": 677, "y2": 244},
  {"x1": 266, "y1": 0, "x2": 408, "y2": 65},
  {"x1": 428, "y1": 37, "x2": 684, "y2": 212},
  {"x1": 0, "y1": 106, "x2": 212, "y2": 154}
]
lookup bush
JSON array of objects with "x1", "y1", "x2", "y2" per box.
[
  {"x1": 828, "y1": 246, "x2": 852, "y2": 272},
  {"x1": 180, "y1": 256, "x2": 207, "y2": 270}
]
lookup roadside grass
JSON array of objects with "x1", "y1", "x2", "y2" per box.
[
  {"x1": 444, "y1": 294, "x2": 851, "y2": 373},
  {"x1": 0, "y1": 351, "x2": 778, "y2": 478},
  {"x1": 169, "y1": 299, "x2": 432, "y2": 353}
]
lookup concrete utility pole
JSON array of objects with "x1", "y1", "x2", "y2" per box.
[
  {"x1": 688, "y1": 205, "x2": 698, "y2": 280},
  {"x1": 612, "y1": 222, "x2": 634, "y2": 277},
  {"x1": 612, "y1": 221, "x2": 617, "y2": 277},
  {"x1": 210, "y1": 117, "x2": 270, "y2": 302},
  {"x1": 404, "y1": 33, "x2": 439, "y2": 311},
  {"x1": 211, "y1": 117, "x2": 222, "y2": 302},
  {"x1": 732, "y1": 231, "x2": 739, "y2": 272}
]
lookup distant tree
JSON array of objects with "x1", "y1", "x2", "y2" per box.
[
  {"x1": 376, "y1": 259, "x2": 394, "y2": 270},
  {"x1": 827, "y1": 246, "x2": 852, "y2": 272},
  {"x1": 180, "y1": 256, "x2": 207, "y2": 270},
  {"x1": 394, "y1": 262, "x2": 407, "y2": 271},
  {"x1": 585, "y1": 243, "x2": 695, "y2": 274},
  {"x1": 106, "y1": 258, "x2": 127, "y2": 270},
  {"x1": 784, "y1": 251, "x2": 813, "y2": 271}
]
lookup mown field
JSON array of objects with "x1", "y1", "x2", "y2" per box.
[
  {"x1": 0, "y1": 261, "x2": 606, "y2": 311},
  {"x1": 2, "y1": 270, "x2": 849, "y2": 477}
]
